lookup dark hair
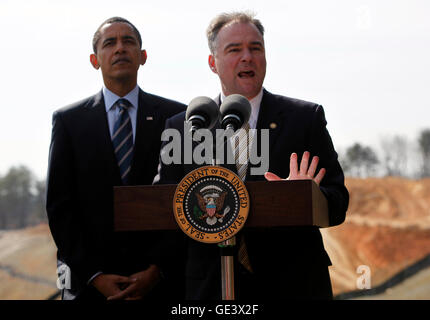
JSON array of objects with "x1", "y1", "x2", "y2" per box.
[
  {"x1": 206, "y1": 11, "x2": 265, "y2": 54},
  {"x1": 92, "y1": 17, "x2": 142, "y2": 53}
]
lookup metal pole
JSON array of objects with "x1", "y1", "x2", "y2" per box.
[
  {"x1": 212, "y1": 158, "x2": 236, "y2": 300},
  {"x1": 219, "y1": 236, "x2": 236, "y2": 300}
]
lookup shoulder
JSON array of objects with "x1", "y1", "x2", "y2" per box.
[
  {"x1": 165, "y1": 110, "x2": 186, "y2": 128},
  {"x1": 263, "y1": 90, "x2": 326, "y2": 123},
  {"x1": 264, "y1": 90, "x2": 322, "y2": 112},
  {"x1": 53, "y1": 93, "x2": 100, "y2": 119},
  {"x1": 140, "y1": 91, "x2": 186, "y2": 115}
]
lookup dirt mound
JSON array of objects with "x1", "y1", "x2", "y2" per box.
[
  {"x1": 0, "y1": 224, "x2": 58, "y2": 300},
  {"x1": 323, "y1": 177, "x2": 430, "y2": 296},
  {"x1": 345, "y1": 177, "x2": 430, "y2": 228}
]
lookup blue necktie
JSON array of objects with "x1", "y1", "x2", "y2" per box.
[{"x1": 112, "y1": 99, "x2": 134, "y2": 185}]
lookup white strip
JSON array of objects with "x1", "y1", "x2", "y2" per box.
[
  {"x1": 115, "y1": 132, "x2": 133, "y2": 153},
  {"x1": 121, "y1": 166, "x2": 131, "y2": 179},
  {"x1": 118, "y1": 147, "x2": 133, "y2": 166}
]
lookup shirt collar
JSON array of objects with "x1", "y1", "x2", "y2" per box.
[{"x1": 103, "y1": 85, "x2": 139, "y2": 112}]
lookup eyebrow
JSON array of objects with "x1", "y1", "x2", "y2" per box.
[
  {"x1": 224, "y1": 41, "x2": 264, "y2": 51},
  {"x1": 102, "y1": 35, "x2": 137, "y2": 45},
  {"x1": 250, "y1": 41, "x2": 264, "y2": 47},
  {"x1": 122, "y1": 35, "x2": 137, "y2": 42}
]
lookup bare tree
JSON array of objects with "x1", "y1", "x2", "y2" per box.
[
  {"x1": 418, "y1": 129, "x2": 430, "y2": 177},
  {"x1": 380, "y1": 135, "x2": 408, "y2": 177}
]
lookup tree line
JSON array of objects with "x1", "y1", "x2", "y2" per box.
[
  {"x1": 0, "y1": 129, "x2": 429, "y2": 230},
  {"x1": 0, "y1": 166, "x2": 46, "y2": 230},
  {"x1": 340, "y1": 129, "x2": 430, "y2": 178}
]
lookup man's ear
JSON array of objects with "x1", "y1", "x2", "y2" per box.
[
  {"x1": 90, "y1": 54, "x2": 100, "y2": 70},
  {"x1": 208, "y1": 55, "x2": 217, "y2": 74},
  {"x1": 140, "y1": 50, "x2": 147, "y2": 66}
]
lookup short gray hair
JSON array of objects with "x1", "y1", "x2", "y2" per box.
[{"x1": 206, "y1": 11, "x2": 265, "y2": 54}]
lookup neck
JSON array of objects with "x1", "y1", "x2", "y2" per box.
[{"x1": 103, "y1": 77, "x2": 137, "y2": 97}]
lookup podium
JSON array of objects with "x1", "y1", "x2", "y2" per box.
[
  {"x1": 114, "y1": 180, "x2": 329, "y2": 232},
  {"x1": 114, "y1": 179, "x2": 329, "y2": 299}
]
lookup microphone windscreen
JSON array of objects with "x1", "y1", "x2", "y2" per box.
[
  {"x1": 186, "y1": 96, "x2": 219, "y2": 129},
  {"x1": 219, "y1": 94, "x2": 251, "y2": 125}
]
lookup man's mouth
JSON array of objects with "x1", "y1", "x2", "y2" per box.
[
  {"x1": 238, "y1": 71, "x2": 255, "y2": 78},
  {"x1": 113, "y1": 58, "x2": 131, "y2": 65}
]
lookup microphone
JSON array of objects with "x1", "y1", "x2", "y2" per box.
[
  {"x1": 185, "y1": 96, "x2": 220, "y2": 132},
  {"x1": 219, "y1": 94, "x2": 251, "y2": 132}
]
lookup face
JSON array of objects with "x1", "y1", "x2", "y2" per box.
[
  {"x1": 209, "y1": 22, "x2": 266, "y2": 100},
  {"x1": 90, "y1": 22, "x2": 146, "y2": 84}
]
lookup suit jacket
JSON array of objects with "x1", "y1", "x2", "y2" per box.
[
  {"x1": 154, "y1": 89, "x2": 349, "y2": 300},
  {"x1": 46, "y1": 88, "x2": 185, "y2": 299}
]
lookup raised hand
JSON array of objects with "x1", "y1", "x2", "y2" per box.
[{"x1": 264, "y1": 151, "x2": 326, "y2": 186}]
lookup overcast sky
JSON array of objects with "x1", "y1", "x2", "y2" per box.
[{"x1": 1, "y1": 0, "x2": 429, "y2": 178}]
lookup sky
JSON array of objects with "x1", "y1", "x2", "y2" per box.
[{"x1": 0, "y1": 0, "x2": 429, "y2": 179}]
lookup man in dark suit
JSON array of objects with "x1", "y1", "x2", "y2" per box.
[
  {"x1": 46, "y1": 17, "x2": 185, "y2": 300},
  {"x1": 153, "y1": 12, "x2": 349, "y2": 299}
]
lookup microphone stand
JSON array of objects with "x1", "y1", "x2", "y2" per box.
[{"x1": 212, "y1": 126, "x2": 236, "y2": 301}]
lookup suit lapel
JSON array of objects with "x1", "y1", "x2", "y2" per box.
[
  {"x1": 247, "y1": 89, "x2": 285, "y2": 180},
  {"x1": 255, "y1": 90, "x2": 284, "y2": 151},
  {"x1": 84, "y1": 90, "x2": 121, "y2": 184},
  {"x1": 129, "y1": 89, "x2": 157, "y2": 183}
]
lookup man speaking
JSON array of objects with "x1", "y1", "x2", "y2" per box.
[{"x1": 154, "y1": 11, "x2": 349, "y2": 300}]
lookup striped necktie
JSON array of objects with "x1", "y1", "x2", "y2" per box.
[
  {"x1": 234, "y1": 122, "x2": 252, "y2": 180},
  {"x1": 233, "y1": 122, "x2": 253, "y2": 273},
  {"x1": 112, "y1": 98, "x2": 134, "y2": 185}
]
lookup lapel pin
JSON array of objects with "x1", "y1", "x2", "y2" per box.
[
  {"x1": 270, "y1": 122, "x2": 277, "y2": 129},
  {"x1": 146, "y1": 116, "x2": 153, "y2": 120}
]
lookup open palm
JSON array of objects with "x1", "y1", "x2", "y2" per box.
[{"x1": 264, "y1": 151, "x2": 326, "y2": 186}]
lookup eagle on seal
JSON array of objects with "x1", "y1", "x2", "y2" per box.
[{"x1": 195, "y1": 186, "x2": 228, "y2": 226}]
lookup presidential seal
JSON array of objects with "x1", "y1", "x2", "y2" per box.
[{"x1": 173, "y1": 166, "x2": 250, "y2": 244}]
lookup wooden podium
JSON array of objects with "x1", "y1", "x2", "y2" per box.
[
  {"x1": 114, "y1": 179, "x2": 329, "y2": 299},
  {"x1": 114, "y1": 180, "x2": 329, "y2": 232}
]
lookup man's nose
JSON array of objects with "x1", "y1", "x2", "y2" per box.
[
  {"x1": 114, "y1": 40, "x2": 126, "y2": 53},
  {"x1": 240, "y1": 48, "x2": 252, "y2": 62}
]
